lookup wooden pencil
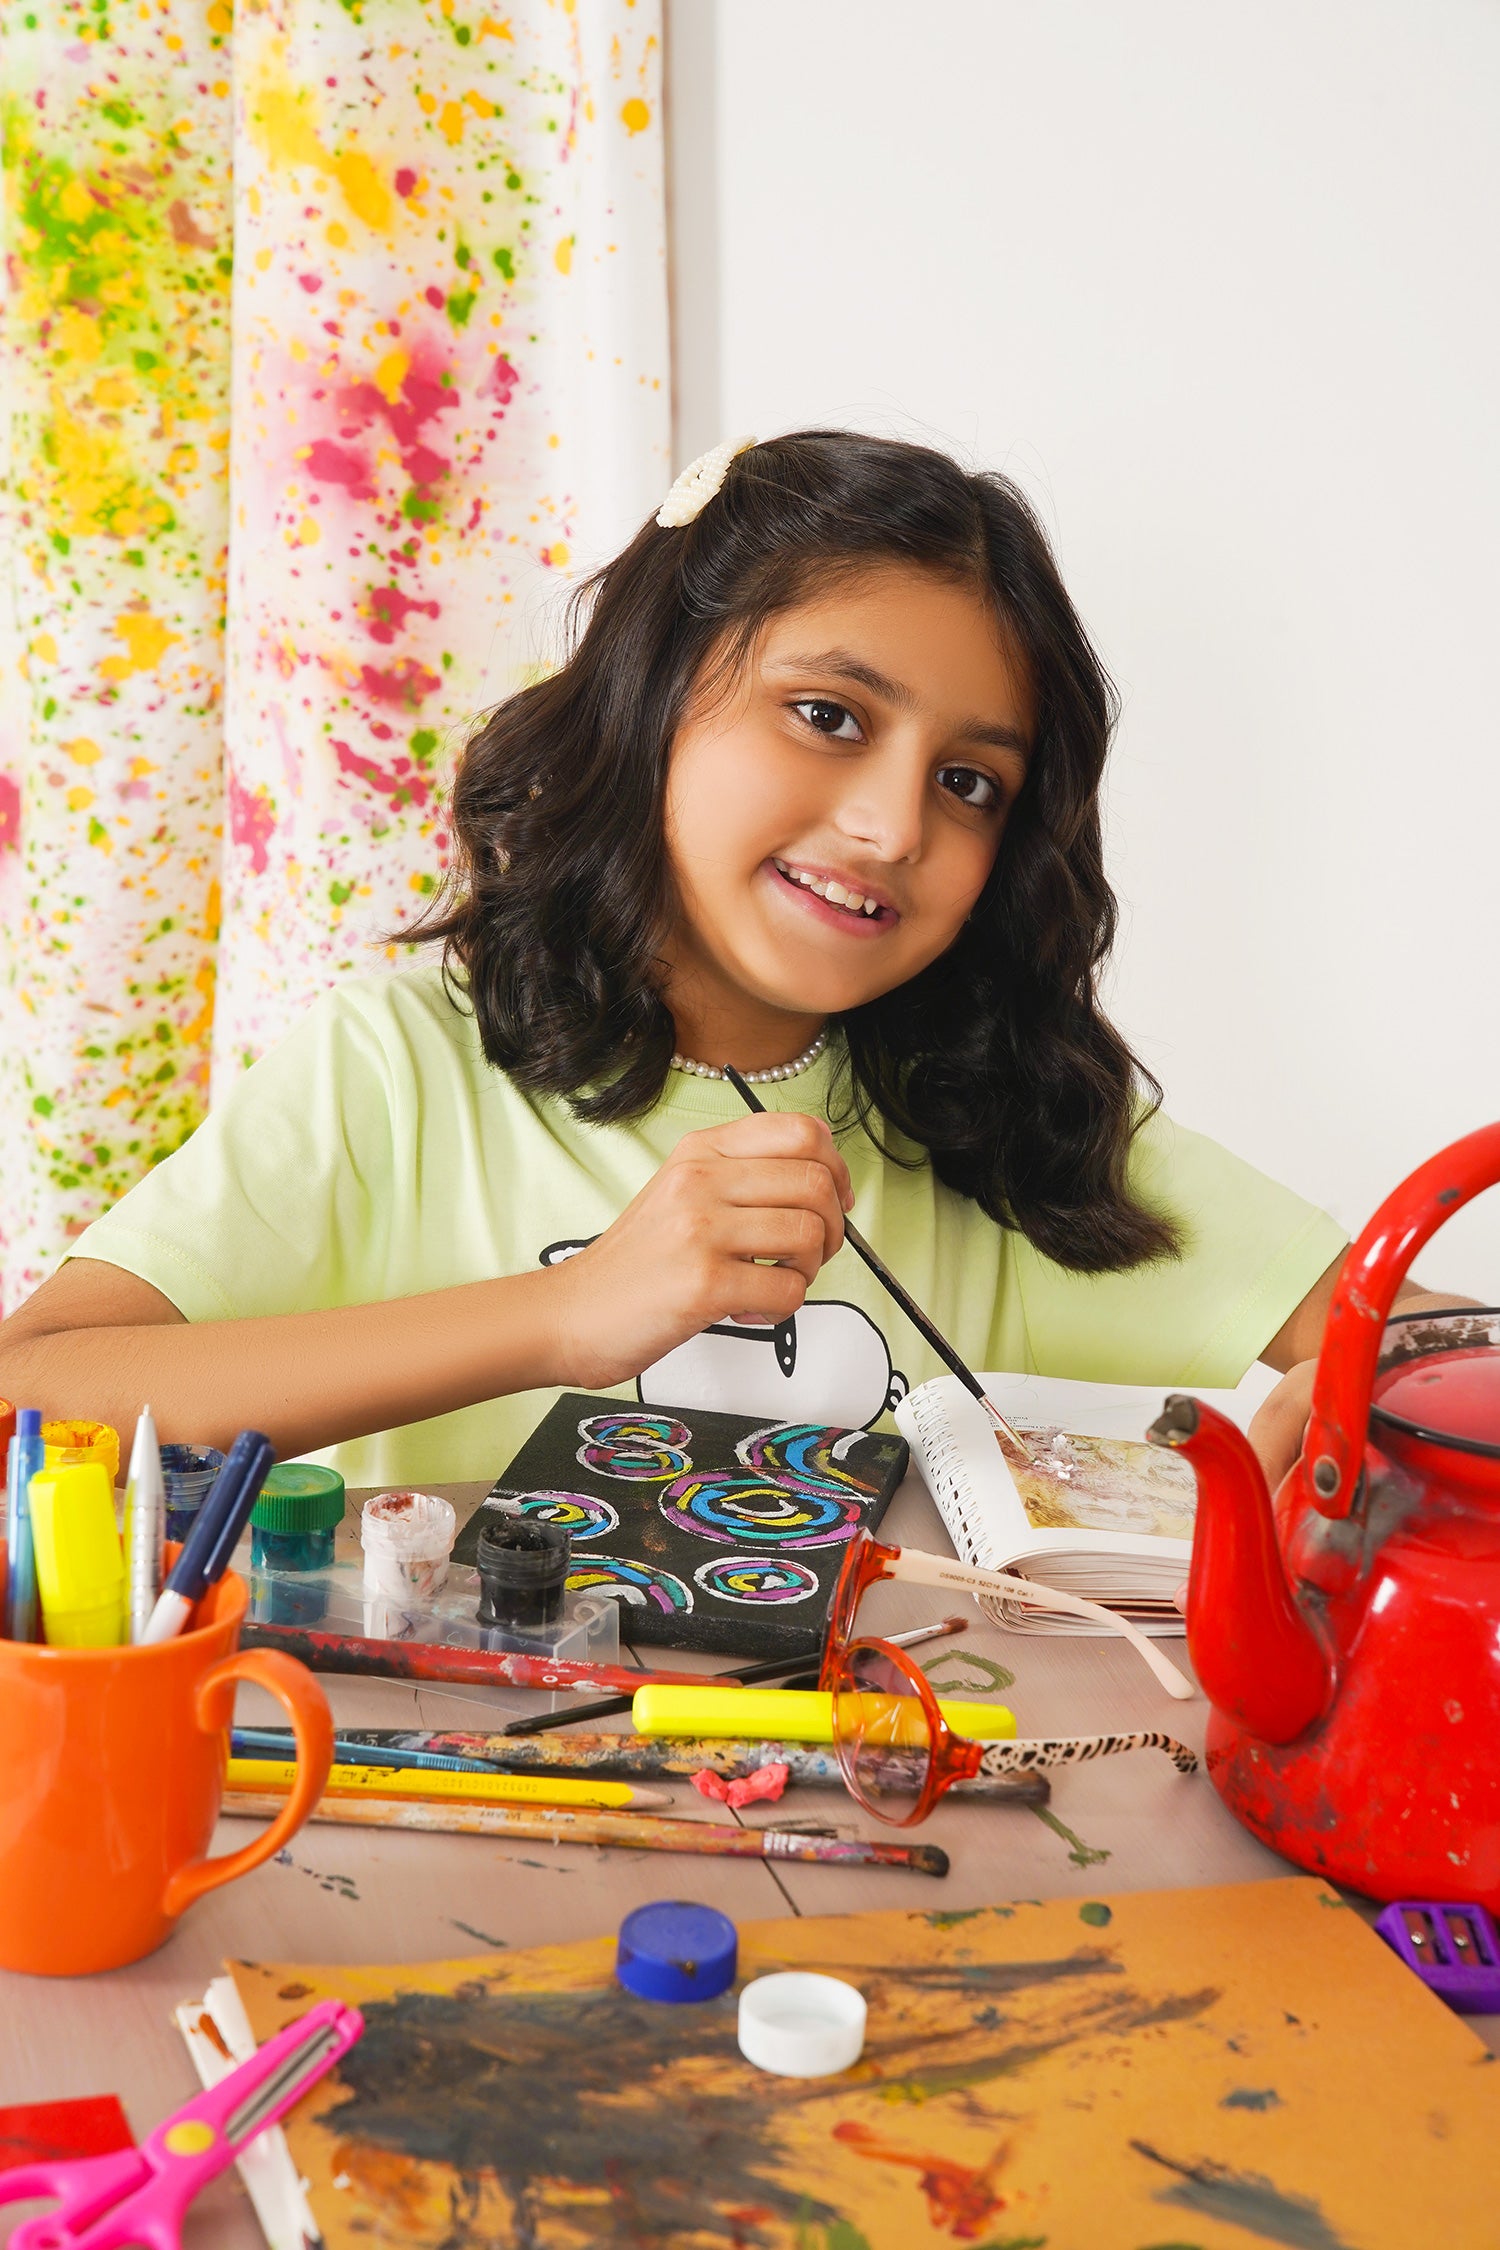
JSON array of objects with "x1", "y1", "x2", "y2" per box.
[
  {"x1": 220, "y1": 1790, "x2": 950, "y2": 1875},
  {"x1": 232, "y1": 1728, "x2": 1051, "y2": 1803}
]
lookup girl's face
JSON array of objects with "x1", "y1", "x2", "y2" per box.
[{"x1": 662, "y1": 564, "x2": 1035, "y2": 1061}]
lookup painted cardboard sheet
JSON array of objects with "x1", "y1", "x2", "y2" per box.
[{"x1": 231, "y1": 1878, "x2": 1500, "y2": 2250}]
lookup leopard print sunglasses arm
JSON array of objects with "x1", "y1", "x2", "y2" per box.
[{"x1": 976, "y1": 1732, "x2": 1200, "y2": 1779}]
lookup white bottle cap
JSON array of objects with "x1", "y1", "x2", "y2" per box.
[{"x1": 736, "y1": 1972, "x2": 866, "y2": 2078}]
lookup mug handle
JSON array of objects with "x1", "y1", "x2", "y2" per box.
[{"x1": 162, "y1": 1648, "x2": 334, "y2": 1919}]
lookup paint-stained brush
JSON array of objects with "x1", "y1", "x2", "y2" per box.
[{"x1": 722, "y1": 1065, "x2": 1035, "y2": 1464}]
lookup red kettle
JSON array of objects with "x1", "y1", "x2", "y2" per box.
[{"x1": 1149, "y1": 1122, "x2": 1500, "y2": 1906}]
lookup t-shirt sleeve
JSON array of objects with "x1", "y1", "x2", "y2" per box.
[
  {"x1": 68, "y1": 986, "x2": 398, "y2": 1320},
  {"x1": 1010, "y1": 1110, "x2": 1348, "y2": 1387}
]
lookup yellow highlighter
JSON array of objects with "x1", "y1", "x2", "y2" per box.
[
  {"x1": 224, "y1": 1759, "x2": 674, "y2": 1812},
  {"x1": 632, "y1": 1684, "x2": 1017, "y2": 1744},
  {"x1": 29, "y1": 1462, "x2": 126, "y2": 1649}
]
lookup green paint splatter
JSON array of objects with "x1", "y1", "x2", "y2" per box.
[
  {"x1": 1031, "y1": 1806, "x2": 1111, "y2": 1869},
  {"x1": 1078, "y1": 1900, "x2": 1113, "y2": 1927},
  {"x1": 922, "y1": 1650, "x2": 1015, "y2": 1695}
]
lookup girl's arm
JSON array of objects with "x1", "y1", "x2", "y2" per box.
[{"x1": 0, "y1": 1110, "x2": 852, "y2": 1459}]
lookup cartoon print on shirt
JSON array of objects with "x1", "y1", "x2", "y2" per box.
[{"x1": 537, "y1": 1238, "x2": 908, "y2": 1430}]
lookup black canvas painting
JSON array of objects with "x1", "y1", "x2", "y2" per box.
[{"x1": 450, "y1": 1392, "x2": 908, "y2": 1658}]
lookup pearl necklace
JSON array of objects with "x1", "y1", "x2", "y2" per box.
[{"x1": 669, "y1": 1029, "x2": 828, "y2": 1085}]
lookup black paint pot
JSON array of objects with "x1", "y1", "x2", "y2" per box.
[{"x1": 475, "y1": 1514, "x2": 572, "y2": 1632}]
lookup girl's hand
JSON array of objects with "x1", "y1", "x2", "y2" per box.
[
  {"x1": 541, "y1": 1111, "x2": 855, "y2": 1392},
  {"x1": 1247, "y1": 1358, "x2": 1318, "y2": 1494}
]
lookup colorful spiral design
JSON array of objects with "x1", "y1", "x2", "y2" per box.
[
  {"x1": 506, "y1": 1491, "x2": 618, "y2": 1541},
  {"x1": 576, "y1": 1412, "x2": 693, "y2": 1482},
  {"x1": 564, "y1": 1553, "x2": 694, "y2": 1615},
  {"x1": 658, "y1": 1423, "x2": 871, "y2": 1549},
  {"x1": 692, "y1": 1554, "x2": 821, "y2": 1605}
]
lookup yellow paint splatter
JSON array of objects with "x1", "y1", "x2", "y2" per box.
[
  {"x1": 58, "y1": 175, "x2": 94, "y2": 225},
  {"x1": 621, "y1": 97, "x2": 651, "y2": 134},
  {"x1": 247, "y1": 47, "x2": 394, "y2": 233},
  {"x1": 372, "y1": 348, "x2": 410, "y2": 405},
  {"x1": 55, "y1": 307, "x2": 102, "y2": 364},
  {"x1": 548, "y1": 541, "x2": 570, "y2": 567},
  {"x1": 65, "y1": 784, "x2": 94, "y2": 813},
  {"x1": 127, "y1": 755, "x2": 158, "y2": 780},
  {"x1": 295, "y1": 515, "x2": 320, "y2": 545},
  {"x1": 31, "y1": 633, "x2": 58, "y2": 666},
  {"x1": 464, "y1": 91, "x2": 496, "y2": 118},
  {"x1": 63, "y1": 738, "x2": 103, "y2": 765},
  {"x1": 478, "y1": 15, "x2": 513, "y2": 39},
  {"x1": 438, "y1": 101, "x2": 466, "y2": 146},
  {"x1": 98, "y1": 611, "x2": 183, "y2": 681},
  {"x1": 326, "y1": 220, "x2": 349, "y2": 247},
  {"x1": 554, "y1": 235, "x2": 574, "y2": 275}
]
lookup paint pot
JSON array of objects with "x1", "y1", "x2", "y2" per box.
[
  {"x1": 360, "y1": 1491, "x2": 456, "y2": 1611},
  {"x1": 159, "y1": 1444, "x2": 226, "y2": 1543},
  {"x1": 616, "y1": 1900, "x2": 738, "y2": 2004},
  {"x1": 475, "y1": 1513, "x2": 571, "y2": 1633},
  {"x1": 42, "y1": 1419, "x2": 120, "y2": 1489},
  {"x1": 249, "y1": 1465, "x2": 346, "y2": 1629},
  {"x1": 736, "y1": 1972, "x2": 866, "y2": 2077}
]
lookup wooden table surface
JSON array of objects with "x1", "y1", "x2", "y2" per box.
[{"x1": 4, "y1": 1467, "x2": 1495, "y2": 2245}]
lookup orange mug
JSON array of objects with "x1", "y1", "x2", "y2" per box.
[{"x1": 0, "y1": 1557, "x2": 333, "y2": 1976}]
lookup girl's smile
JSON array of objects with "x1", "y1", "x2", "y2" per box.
[{"x1": 662, "y1": 564, "x2": 1035, "y2": 1069}]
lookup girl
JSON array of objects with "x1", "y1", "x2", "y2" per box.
[{"x1": 0, "y1": 432, "x2": 1454, "y2": 1481}]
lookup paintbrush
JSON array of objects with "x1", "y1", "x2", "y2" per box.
[
  {"x1": 228, "y1": 1727, "x2": 1051, "y2": 1803},
  {"x1": 237, "y1": 1619, "x2": 726, "y2": 1693},
  {"x1": 500, "y1": 1613, "x2": 969, "y2": 1736},
  {"x1": 722, "y1": 1064, "x2": 1035, "y2": 1463},
  {"x1": 219, "y1": 1790, "x2": 950, "y2": 1875}
]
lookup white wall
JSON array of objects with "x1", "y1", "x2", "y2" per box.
[{"x1": 666, "y1": 0, "x2": 1500, "y2": 1300}]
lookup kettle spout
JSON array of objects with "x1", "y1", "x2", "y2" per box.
[{"x1": 1149, "y1": 1396, "x2": 1332, "y2": 1745}]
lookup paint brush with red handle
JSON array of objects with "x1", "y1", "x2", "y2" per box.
[{"x1": 238, "y1": 1619, "x2": 722, "y2": 1693}]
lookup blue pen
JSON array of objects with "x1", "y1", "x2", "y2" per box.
[
  {"x1": 141, "y1": 1429, "x2": 274, "y2": 1644},
  {"x1": 4, "y1": 1410, "x2": 44, "y2": 1642}
]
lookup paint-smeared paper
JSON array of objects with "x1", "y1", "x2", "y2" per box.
[{"x1": 231, "y1": 1878, "x2": 1500, "y2": 2250}]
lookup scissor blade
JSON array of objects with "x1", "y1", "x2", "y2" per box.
[{"x1": 226, "y1": 2022, "x2": 342, "y2": 2145}]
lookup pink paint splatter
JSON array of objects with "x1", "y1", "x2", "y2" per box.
[
  {"x1": 228, "y1": 769, "x2": 277, "y2": 875},
  {"x1": 298, "y1": 272, "x2": 323, "y2": 294},
  {"x1": 304, "y1": 438, "x2": 376, "y2": 501},
  {"x1": 0, "y1": 772, "x2": 20, "y2": 851},
  {"x1": 395, "y1": 168, "x2": 417, "y2": 198},
  {"x1": 366, "y1": 585, "x2": 441, "y2": 646},
  {"x1": 333, "y1": 739, "x2": 432, "y2": 809},
  {"x1": 482, "y1": 354, "x2": 519, "y2": 412},
  {"x1": 359, "y1": 657, "x2": 441, "y2": 710}
]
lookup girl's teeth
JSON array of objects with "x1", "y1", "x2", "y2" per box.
[{"x1": 775, "y1": 860, "x2": 882, "y2": 918}]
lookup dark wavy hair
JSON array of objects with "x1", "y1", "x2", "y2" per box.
[{"x1": 413, "y1": 430, "x2": 1178, "y2": 1272}]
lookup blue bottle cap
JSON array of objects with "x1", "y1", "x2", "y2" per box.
[{"x1": 616, "y1": 1900, "x2": 738, "y2": 2004}]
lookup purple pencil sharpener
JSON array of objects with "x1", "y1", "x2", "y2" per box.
[{"x1": 1374, "y1": 1900, "x2": 1500, "y2": 2013}]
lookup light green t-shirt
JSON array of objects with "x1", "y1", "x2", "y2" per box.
[{"x1": 71, "y1": 964, "x2": 1345, "y2": 1486}]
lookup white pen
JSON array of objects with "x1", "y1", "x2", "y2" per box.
[{"x1": 123, "y1": 1403, "x2": 166, "y2": 1644}]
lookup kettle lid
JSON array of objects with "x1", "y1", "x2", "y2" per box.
[{"x1": 1372, "y1": 1332, "x2": 1500, "y2": 1459}]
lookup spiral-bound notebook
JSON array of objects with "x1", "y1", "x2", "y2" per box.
[{"x1": 894, "y1": 1370, "x2": 1268, "y2": 1636}]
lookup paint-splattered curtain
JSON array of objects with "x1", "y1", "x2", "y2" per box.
[{"x1": 0, "y1": 0, "x2": 668, "y2": 1309}]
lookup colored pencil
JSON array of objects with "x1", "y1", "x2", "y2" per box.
[
  {"x1": 501, "y1": 1614, "x2": 969, "y2": 1736},
  {"x1": 232, "y1": 1726, "x2": 507, "y2": 1775},
  {"x1": 237, "y1": 1618, "x2": 717, "y2": 1692},
  {"x1": 229, "y1": 1727, "x2": 1051, "y2": 1803},
  {"x1": 224, "y1": 1757, "x2": 673, "y2": 1812},
  {"x1": 722, "y1": 1064, "x2": 1035, "y2": 1462},
  {"x1": 220, "y1": 1791, "x2": 949, "y2": 1874}
]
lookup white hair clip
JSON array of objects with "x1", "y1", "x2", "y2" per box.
[{"x1": 655, "y1": 435, "x2": 756, "y2": 529}]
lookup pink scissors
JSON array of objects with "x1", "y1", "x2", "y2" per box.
[{"x1": 0, "y1": 1998, "x2": 363, "y2": 2249}]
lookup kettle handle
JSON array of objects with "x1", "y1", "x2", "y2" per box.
[{"x1": 1302, "y1": 1119, "x2": 1500, "y2": 1518}]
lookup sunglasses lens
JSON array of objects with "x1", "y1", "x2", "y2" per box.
[{"x1": 831, "y1": 1642, "x2": 934, "y2": 1825}]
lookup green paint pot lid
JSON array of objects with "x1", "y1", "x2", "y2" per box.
[{"x1": 251, "y1": 1463, "x2": 346, "y2": 1532}]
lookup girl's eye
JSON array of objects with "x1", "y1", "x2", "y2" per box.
[
  {"x1": 937, "y1": 763, "x2": 1003, "y2": 813},
  {"x1": 792, "y1": 698, "x2": 864, "y2": 742}
]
